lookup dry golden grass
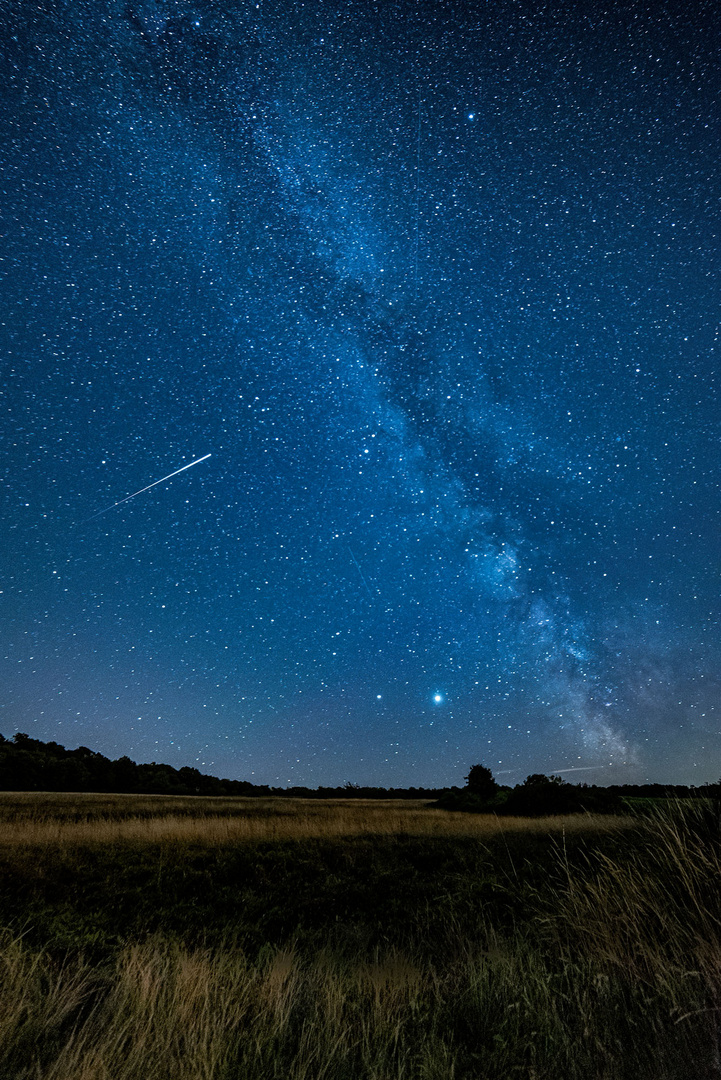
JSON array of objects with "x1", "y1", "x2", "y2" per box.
[
  {"x1": 0, "y1": 935, "x2": 440, "y2": 1080},
  {"x1": 0, "y1": 799, "x2": 718, "y2": 1077},
  {"x1": 552, "y1": 799, "x2": 721, "y2": 987},
  {"x1": 2, "y1": 889, "x2": 718, "y2": 1080},
  {"x1": 0, "y1": 792, "x2": 632, "y2": 847}
]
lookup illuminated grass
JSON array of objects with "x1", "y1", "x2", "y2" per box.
[
  {"x1": 0, "y1": 797, "x2": 717, "y2": 1078},
  {"x1": 0, "y1": 793, "x2": 632, "y2": 846}
]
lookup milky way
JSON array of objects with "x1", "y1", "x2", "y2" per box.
[{"x1": 1, "y1": 0, "x2": 719, "y2": 785}]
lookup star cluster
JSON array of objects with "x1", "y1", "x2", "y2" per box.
[{"x1": 1, "y1": 0, "x2": 719, "y2": 785}]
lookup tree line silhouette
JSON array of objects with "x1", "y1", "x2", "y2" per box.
[
  {"x1": 0, "y1": 736, "x2": 717, "y2": 810},
  {"x1": 435, "y1": 763, "x2": 721, "y2": 815},
  {"x1": 0, "y1": 733, "x2": 442, "y2": 798}
]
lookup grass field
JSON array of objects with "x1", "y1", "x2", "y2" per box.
[
  {"x1": 0, "y1": 794, "x2": 718, "y2": 1079},
  {"x1": 0, "y1": 791, "x2": 629, "y2": 844}
]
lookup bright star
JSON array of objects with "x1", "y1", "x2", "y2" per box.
[{"x1": 433, "y1": 693, "x2": 443, "y2": 704}]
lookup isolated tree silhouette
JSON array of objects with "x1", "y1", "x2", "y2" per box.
[{"x1": 464, "y1": 764, "x2": 498, "y2": 800}]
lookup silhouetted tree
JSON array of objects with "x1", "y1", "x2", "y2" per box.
[{"x1": 464, "y1": 764, "x2": 498, "y2": 800}]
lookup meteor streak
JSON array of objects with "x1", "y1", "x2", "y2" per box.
[
  {"x1": 549, "y1": 765, "x2": 608, "y2": 774},
  {"x1": 348, "y1": 545, "x2": 373, "y2": 599},
  {"x1": 495, "y1": 764, "x2": 609, "y2": 777},
  {"x1": 89, "y1": 454, "x2": 211, "y2": 518}
]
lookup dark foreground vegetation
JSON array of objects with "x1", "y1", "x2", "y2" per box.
[{"x1": 0, "y1": 791, "x2": 719, "y2": 1079}]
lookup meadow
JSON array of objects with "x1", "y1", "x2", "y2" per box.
[{"x1": 0, "y1": 794, "x2": 718, "y2": 1079}]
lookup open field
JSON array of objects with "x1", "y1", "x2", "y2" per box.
[
  {"x1": 0, "y1": 794, "x2": 719, "y2": 1079},
  {"x1": 0, "y1": 791, "x2": 632, "y2": 845}
]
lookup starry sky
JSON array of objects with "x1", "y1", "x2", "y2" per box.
[{"x1": 2, "y1": 0, "x2": 719, "y2": 787}]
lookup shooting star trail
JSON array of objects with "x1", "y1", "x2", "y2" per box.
[
  {"x1": 495, "y1": 764, "x2": 609, "y2": 777},
  {"x1": 88, "y1": 454, "x2": 212, "y2": 519},
  {"x1": 549, "y1": 765, "x2": 609, "y2": 775},
  {"x1": 348, "y1": 546, "x2": 376, "y2": 599}
]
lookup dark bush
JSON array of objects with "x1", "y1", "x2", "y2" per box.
[{"x1": 501, "y1": 775, "x2": 622, "y2": 817}]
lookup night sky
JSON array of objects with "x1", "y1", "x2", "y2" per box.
[{"x1": 2, "y1": 0, "x2": 719, "y2": 787}]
